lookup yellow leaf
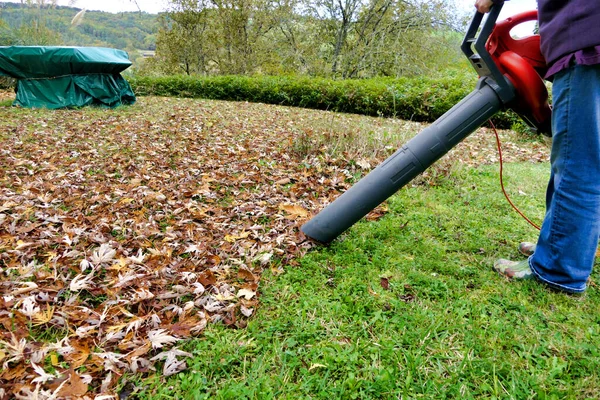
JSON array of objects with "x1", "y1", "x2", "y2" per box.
[
  {"x1": 279, "y1": 203, "x2": 308, "y2": 219},
  {"x1": 215, "y1": 293, "x2": 236, "y2": 301},
  {"x1": 50, "y1": 353, "x2": 59, "y2": 366},
  {"x1": 15, "y1": 240, "x2": 34, "y2": 250},
  {"x1": 32, "y1": 305, "x2": 55, "y2": 325},
  {"x1": 107, "y1": 257, "x2": 129, "y2": 271},
  {"x1": 224, "y1": 231, "x2": 250, "y2": 243},
  {"x1": 106, "y1": 323, "x2": 128, "y2": 333}
]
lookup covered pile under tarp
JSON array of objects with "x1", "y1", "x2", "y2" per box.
[{"x1": 0, "y1": 46, "x2": 136, "y2": 109}]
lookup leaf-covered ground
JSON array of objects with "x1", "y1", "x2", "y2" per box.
[{"x1": 0, "y1": 94, "x2": 549, "y2": 398}]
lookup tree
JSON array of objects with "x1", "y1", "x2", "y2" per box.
[
  {"x1": 1, "y1": 0, "x2": 61, "y2": 45},
  {"x1": 264, "y1": 0, "x2": 327, "y2": 75},
  {"x1": 0, "y1": 20, "x2": 16, "y2": 46},
  {"x1": 209, "y1": 0, "x2": 277, "y2": 74},
  {"x1": 154, "y1": 0, "x2": 465, "y2": 77},
  {"x1": 304, "y1": 0, "x2": 460, "y2": 78},
  {"x1": 157, "y1": 0, "x2": 282, "y2": 75},
  {"x1": 155, "y1": 0, "x2": 212, "y2": 75}
]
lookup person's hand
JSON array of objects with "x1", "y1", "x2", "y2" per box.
[{"x1": 475, "y1": 0, "x2": 494, "y2": 13}]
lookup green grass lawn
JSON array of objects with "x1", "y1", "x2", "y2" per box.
[
  {"x1": 1, "y1": 93, "x2": 594, "y2": 398},
  {"x1": 136, "y1": 162, "x2": 600, "y2": 399}
]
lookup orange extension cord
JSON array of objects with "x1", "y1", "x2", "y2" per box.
[{"x1": 490, "y1": 120, "x2": 542, "y2": 231}]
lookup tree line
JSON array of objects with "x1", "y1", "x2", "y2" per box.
[
  {"x1": 147, "y1": 0, "x2": 468, "y2": 78},
  {"x1": 0, "y1": 0, "x2": 469, "y2": 79},
  {"x1": 0, "y1": 2, "x2": 157, "y2": 52}
]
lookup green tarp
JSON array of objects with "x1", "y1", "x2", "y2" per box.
[{"x1": 0, "y1": 46, "x2": 136, "y2": 109}]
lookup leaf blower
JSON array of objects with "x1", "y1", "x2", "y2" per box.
[{"x1": 301, "y1": 4, "x2": 551, "y2": 244}]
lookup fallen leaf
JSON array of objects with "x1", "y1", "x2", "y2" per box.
[
  {"x1": 279, "y1": 203, "x2": 308, "y2": 219},
  {"x1": 366, "y1": 203, "x2": 389, "y2": 221},
  {"x1": 240, "y1": 305, "x2": 254, "y2": 317},
  {"x1": 125, "y1": 341, "x2": 152, "y2": 361},
  {"x1": 224, "y1": 231, "x2": 250, "y2": 242},
  {"x1": 15, "y1": 240, "x2": 34, "y2": 250},
  {"x1": 238, "y1": 267, "x2": 258, "y2": 282},
  {"x1": 356, "y1": 158, "x2": 371, "y2": 169},
  {"x1": 198, "y1": 270, "x2": 217, "y2": 286},
  {"x1": 380, "y1": 277, "x2": 390, "y2": 290},
  {"x1": 31, "y1": 362, "x2": 58, "y2": 384},
  {"x1": 56, "y1": 367, "x2": 88, "y2": 398},
  {"x1": 148, "y1": 329, "x2": 180, "y2": 349},
  {"x1": 237, "y1": 288, "x2": 256, "y2": 300},
  {"x1": 90, "y1": 243, "x2": 116, "y2": 265},
  {"x1": 32, "y1": 305, "x2": 55, "y2": 325},
  {"x1": 254, "y1": 252, "x2": 273, "y2": 266},
  {"x1": 275, "y1": 177, "x2": 291, "y2": 185},
  {"x1": 50, "y1": 353, "x2": 60, "y2": 367},
  {"x1": 10, "y1": 282, "x2": 38, "y2": 296},
  {"x1": 215, "y1": 293, "x2": 236, "y2": 301},
  {"x1": 150, "y1": 347, "x2": 192, "y2": 377}
]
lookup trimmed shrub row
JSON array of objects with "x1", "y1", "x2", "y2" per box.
[{"x1": 129, "y1": 74, "x2": 520, "y2": 129}]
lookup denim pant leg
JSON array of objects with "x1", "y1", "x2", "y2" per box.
[{"x1": 529, "y1": 64, "x2": 600, "y2": 293}]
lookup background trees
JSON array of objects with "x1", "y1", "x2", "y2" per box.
[
  {"x1": 0, "y1": 0, "x2": 468, "y2": 78},
  {"x1": 154, "y1": 0, "x2": 211, "y2": 75},
  {"x1": 0, "y1": 2, "x2": 156, "y2": 50},
  {"x1": 154, "y1": 0, "x2": 467, "y2": 78}
]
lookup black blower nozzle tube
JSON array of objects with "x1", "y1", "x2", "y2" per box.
[{"x1": 301, "y1": 78, "x2": 505, "y2": 244}]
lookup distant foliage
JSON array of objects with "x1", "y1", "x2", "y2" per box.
[
  {"x1": 0, "y1": 1, "x2": 474, "y2": 81},
  {"x1": 0, "y1": 2, "x2": 158, "y2": 51},
  {"x1": 151, "y1": 0, "x2": 468, "y2": 79}
]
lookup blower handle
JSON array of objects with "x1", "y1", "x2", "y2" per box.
[
  {"x1": 460, "y1": 3, "x2": 515, "y2": 104},
  {"x1": 487, "y1": 9, "x2": 546, "y2": 75}
]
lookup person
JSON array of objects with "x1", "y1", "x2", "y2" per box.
[{"x1": 475, "y1": 0, "x2": 600, "y2": 293}]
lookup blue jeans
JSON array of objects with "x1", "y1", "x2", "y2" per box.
[{"x1": 529, "y1": 64, "x2": 600, "y2": 293}]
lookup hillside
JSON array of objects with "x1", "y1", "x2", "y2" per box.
[{"x1": 0, "y1": 2, "x2": 158, "y2": 52}]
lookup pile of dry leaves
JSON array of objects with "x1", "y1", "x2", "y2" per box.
[{"x1": 0, "y1": 95, "x2": 548, "y2": 398}]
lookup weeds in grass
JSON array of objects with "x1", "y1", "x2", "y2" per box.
[
  {"x1": 290, "y1": 113, "x2": 423, "y2": 163},
  {"x1": 0, "y1": 93, "x2": 555, "y2": 397},
  {"x1": 140, "y1": 162, "x2": 599, "y2": 399}
]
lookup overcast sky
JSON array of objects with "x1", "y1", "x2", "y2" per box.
[{"x1": 1, "y1": 0, "x2": 538, "y2": 15}]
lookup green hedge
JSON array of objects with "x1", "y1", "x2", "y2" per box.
[{"x1": 129, "y1": 75, "x2": 520, "y2": 129}]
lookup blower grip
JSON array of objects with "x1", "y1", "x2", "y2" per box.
[
  {"x1": 301, "y1": 78, "x2": 504, "y2": 244},
  {"x1": 461, "y1": 4, "x2": 514, "y2": 103}
]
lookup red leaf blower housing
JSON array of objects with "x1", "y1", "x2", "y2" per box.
[
  {"x1": 301, "y1": 5, "x2": 552, "y2": 244},
  {"x1": 483, "y1": 9, "x2": 551, "y2": 135}
]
